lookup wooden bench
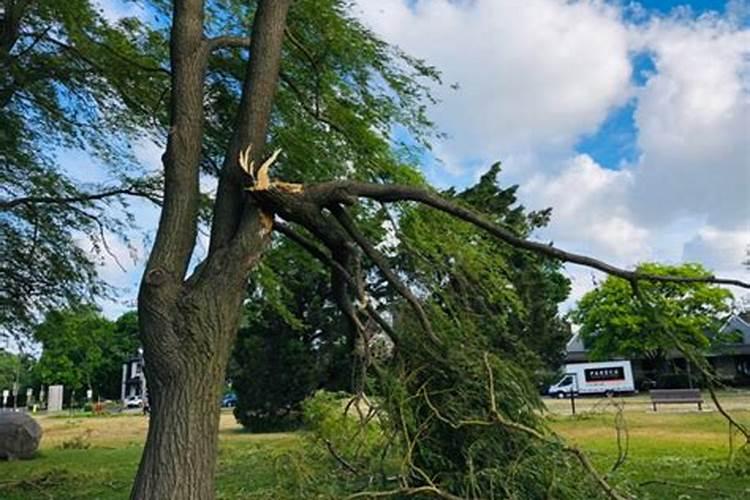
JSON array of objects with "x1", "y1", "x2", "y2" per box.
[{"x1": 649, "y1": 389, "x2": 703, "y2": 411}]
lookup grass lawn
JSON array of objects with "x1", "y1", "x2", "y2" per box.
[{"x1": 1, "y1": 397, "x2": 749, "y2": 499}]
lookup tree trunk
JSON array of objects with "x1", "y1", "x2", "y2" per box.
[
  {"x1": 131, "y1": 284, "x2": 246, "y2": 500},
  {"x1": 130, "y1": 345, "x2": 224, "y2": 500},
  {"x1": 130, "y1": 0, "x2": 291, "y2": 497}
]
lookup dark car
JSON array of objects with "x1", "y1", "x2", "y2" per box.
[{"x1": 221, "y1": 394, "x2": 238, "y2": 407}]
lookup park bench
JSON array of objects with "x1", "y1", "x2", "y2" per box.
[{"x1": 649, "y1": 389, "x2": 703, "y2": 411}]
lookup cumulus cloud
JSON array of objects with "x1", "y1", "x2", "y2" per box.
[
  {"x1": 520, "y1": 154, "x2": 649, "y2": 262},
  {"x1": 356, "y1": 0, "x2": 632, "y2": 163},
  {"x1": 629, "y1": 13, "x2": 750, "y2": 229}
]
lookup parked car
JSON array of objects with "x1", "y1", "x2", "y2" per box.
[
  {"x1": 221, "y1": 394, "x2": 237, "y2": 407},
  {"x1": 125, "y1": 395, "x2": 144, "y2": 408}
]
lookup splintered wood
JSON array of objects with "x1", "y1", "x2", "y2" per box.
[{"x1": 238, "y1": 146, "x2": 303, "y2": 193}]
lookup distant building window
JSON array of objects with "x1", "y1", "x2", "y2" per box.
[{"x1": 584, "y1": 367, "x2": 625, "y2": 382}]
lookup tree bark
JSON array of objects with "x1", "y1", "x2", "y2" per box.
[
  {"x1": 130, "y1": 323, "x2": 226, "y2": 500},
  {"x1": 132, "y1": 0, "x2": 291, "y2": 498}
]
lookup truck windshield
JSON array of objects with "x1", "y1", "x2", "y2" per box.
[{"x1": 558, "y1": 376, "x2": 572, "y2": 387}]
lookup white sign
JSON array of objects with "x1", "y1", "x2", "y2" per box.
[
  {"x1": 86, "y1": 389, "x2": 93, "y2": 400},
  {"x1": 2, "y1": 389, "x2": 8, "y2": 406},
  {"x1": 48, "y1": 385, "x2": 64, "y2": 412}
]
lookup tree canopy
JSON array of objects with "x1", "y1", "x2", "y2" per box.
[
  {"x1": 570, "y1": 262, "x2": 733, "y2": 361},
  {"x1": 32, "y1": 306, "x2": 139, "y2": 399},
  {"x1": 0, "y1": 0, "x2": 165, "y2": 340}
]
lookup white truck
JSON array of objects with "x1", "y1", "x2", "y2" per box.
[{"x1": 548, "y1": 361, "x2": 635, "y2": 398}]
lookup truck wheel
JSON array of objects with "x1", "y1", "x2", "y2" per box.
[{"x1": 556, "y1": 392, "x2": 566, "y2": 399}]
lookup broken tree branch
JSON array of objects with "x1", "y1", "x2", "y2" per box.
[
  {"x1": 272, "y1": 221, "x2": 399, "y2": 343},
  {"x1": 331, "y1": 205, "x2": 439, "y2": 345},
  {"x1": 297, "y1": 181, "x2": 749, "y2": 289}
]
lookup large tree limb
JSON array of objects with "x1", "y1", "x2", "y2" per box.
[
  {"x1": 142, "y1": 0, "x2": 208, "y2": 288},
  {"x1": 208, "y1": 0, "x2": 292, "y2": 254},
  {"x1": 295, "y1": 181, "x2": 750, "y2": 289}
]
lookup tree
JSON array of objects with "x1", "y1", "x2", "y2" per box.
[
  {"x1": 0, "y1": 349, "x2": 35, "y2": 399},
  {"x1": 0, "y1": 0, "x2": 164, "y2": 340},
  {"x1": 570, "y1": 263, "x2": 733, "y2": 365},
  {"x1": 128, "y1": 1, "x2": 747, "y2": 498},
  {"x1": 32, "y1": 306, "x2": 138, "y2": 400},
  {"x1": 99, "y1": 311, "x2": 141, "y2": 399},
  {"x1": 229, "y1": 241, "x2": 351, "y2": 432}
]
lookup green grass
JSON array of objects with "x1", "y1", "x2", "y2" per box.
[
  {"x1": 549, "y1": 410, "x2": 750, "y2": 499},
  {"x1": 1, "y1": 407, "x2": 749, "y2": 499}
]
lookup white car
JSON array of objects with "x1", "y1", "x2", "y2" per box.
[{"x1": 125, "y1": 396, "x2": 143, "y2": 408}]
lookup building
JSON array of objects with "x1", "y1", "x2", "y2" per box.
[
  {"x1": 121, "y1": 349, "x2": 147, "y2": 402},
  {"x1": 711, "y1": 313, "x2": 750, "y2": 382},
  {"x1": 564, "y1": 313, "x2": 750, "y2": 388}
]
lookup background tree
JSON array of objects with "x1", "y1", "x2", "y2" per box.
[
  {"x1": 229, "y1": 241, "x2": 351, "y2": 432},
  {"x1": 0, "y1": 348, "x2": 35, "y2": 399},
  {"x1": 99, "y1": 311, "x2": 141, "y2": 399},
  {"x1": 570, "y1": 262, "x2": 733, "y2": 384},
  {"x1": 32, "y1": 306, "x2": 139, "y2": 400},
  {"x1": 0, "y1": 0, "x2": 165, "y2": 340}
]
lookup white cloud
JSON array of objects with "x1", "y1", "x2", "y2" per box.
[
  {"x1": 629, "y1": 13, "x2": 750, "y2": 229},
  {"x1": 683, "y1": 225, "x2": 750, "y2": 272},
  {"x1": 357, "y1": 0, "x2": 632, "y2": 165},
  {"x1": 520, "y1": 154, "x2": 649, "y2": 262}
]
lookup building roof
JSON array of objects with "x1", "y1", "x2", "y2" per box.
[
  {"x1": 565, "y1": 332, "x2": 586, "y2": 353},
  {"x1": 720, "y1": 314, "x2": 750, "y2": 344},
  {"x1": 565, "y1": 314, "x2": 750, "y2": 362}
]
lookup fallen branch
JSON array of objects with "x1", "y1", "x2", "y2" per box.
[
  {"x1": 331, "y1": 206, "x2": 439, "y2": 344},
  {"x1": 419, "y1": 354, "x2": 627, "y2": 500},
  {"x1": 298, "y1": 181, "x2": 749, "y2": 289}
]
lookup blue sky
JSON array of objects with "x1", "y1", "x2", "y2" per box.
[{"x1": 86, "y1": 0, "x2": 749, "y2": 318}]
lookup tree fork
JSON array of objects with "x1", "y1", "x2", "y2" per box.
[{"x1": 134, "y1": 1, "x2": 292, "y2": 499}]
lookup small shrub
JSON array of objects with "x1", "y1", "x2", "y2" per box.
[{"x1": 58, "y1": 430, "x2": 92, "y2": 450}]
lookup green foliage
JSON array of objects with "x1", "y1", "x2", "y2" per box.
[
  {"x1": 230, "y1": 242, "x2": 352, "y2": 432},
  {"x1": 373, "y1": 305, "x2": 605, "y2": 499},
  {"x1": 32, "y1": 306, "x2": 139, "y2": 399},
  {"x1": 571, "y1": 262, "x2": 733, "y2": 361},
  {"x1": 0, "y1": 0, "x2": 166, "y2": 339},
  {"x1": 194, "y1": 0, "x2": 438, "y2": 185},
  {"x1": 302, "y1": 390, "x2": 392, "y2": 474},
  {"x1": 0, "y1": 349, "x2": 36, "y2": 393},
  {"x1": 394, "y1": 164, "x2": 572, "y2": 380}
]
